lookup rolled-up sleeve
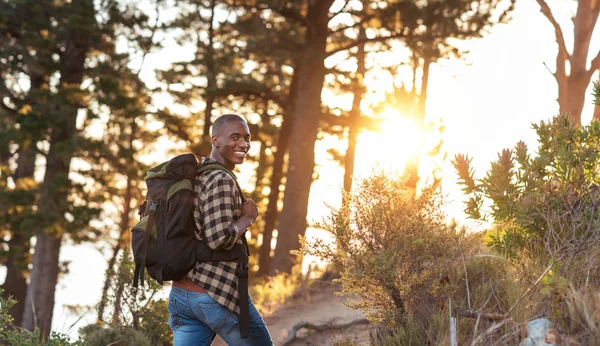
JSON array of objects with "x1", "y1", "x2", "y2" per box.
[{"x1": 196, "y1": 172, "x2": 243, "y2": 250}]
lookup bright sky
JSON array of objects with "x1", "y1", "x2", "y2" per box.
[{"x1": 36, "y1": 0, "x2": 600, "y2": 338}]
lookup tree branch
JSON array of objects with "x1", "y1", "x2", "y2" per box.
[
  {"x1": 329, "y1": 15, "x2": 374, "y2": 35},
  {"x1": 281, "y1": 317, "x2": 370, "y2": 346},
  {"x1": 277, "y1": 6, "x2": 310, "y2": 28},
  {"x1": 326, "y1": 31, "x2": 407, "y2": 57},
  {"x1": 454, "y1": 307, "x2": 505, "y2": 321},
  {"x1": 535, "y1": 0, "x2": 570, "y2": 76},
  {"x1": 228, "y1": 0, "x2": 310, "y2": 27}
]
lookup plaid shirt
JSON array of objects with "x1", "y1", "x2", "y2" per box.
[{"x1": 188, "y1": 157, "x2": 248, "y2": 315}]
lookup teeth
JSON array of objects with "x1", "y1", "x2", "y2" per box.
[{"x1": 234, "y1": 152, "x2": 246, "y2": 157}]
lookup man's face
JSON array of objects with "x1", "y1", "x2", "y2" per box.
[{"x1": 212, "y1": 120, "x2": 251, "y2": 169}]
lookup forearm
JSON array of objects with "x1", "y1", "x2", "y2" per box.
[
  {"x1": 217, "y1": 216, "x2": 254, "y2": 250},
  {"x1": 233, "y1": 215, "x2": 254, "y2": 232}
]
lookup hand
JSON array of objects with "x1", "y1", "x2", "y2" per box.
[{"x1": 241, "y1": 199, "x2": 258, "y2": 222}]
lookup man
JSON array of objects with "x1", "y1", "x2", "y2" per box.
[{"x1": 168, "y1": 114, "x2": 273, "y2": 345}]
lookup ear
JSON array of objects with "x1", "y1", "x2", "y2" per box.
[{"x1": 212, "y1": 135, "x2": 220, "y2": 148}]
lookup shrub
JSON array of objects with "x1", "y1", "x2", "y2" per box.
[
  {"x1": 85, "y1": 249, "x2": 171, "y2": 345},
  {"x1": 454, "y1": 115, "x2": 600, "y2": 286},
  {"x1": 0, "y1": 289, "x2": 83, "y2": 346},
  {"x1": 78, "y1": 324, "x2": 152, "y2": 346},
  {"x1": 298, "y1": 171, "x2": 461, "y2": 327}
]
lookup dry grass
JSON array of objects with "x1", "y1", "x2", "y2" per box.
[{"x1": 561, "y1": 285, "x2": 600, "y2": 344}]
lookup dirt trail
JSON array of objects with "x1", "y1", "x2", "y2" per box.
[{"x1": 212, "y1": 282, "x2": 374, "y2": 346}]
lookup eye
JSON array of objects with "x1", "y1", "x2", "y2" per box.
[{"x1": 231, "y1": 135, "x2": 239, "y2": 140}]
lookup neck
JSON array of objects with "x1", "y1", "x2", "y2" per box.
[{"x1": 209, "y1": 149, "x2": 234, "y2": 170}]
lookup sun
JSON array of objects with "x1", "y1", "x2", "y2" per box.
[{"x1": 353, "y1": 107, "x2": 423, "y2": 178}]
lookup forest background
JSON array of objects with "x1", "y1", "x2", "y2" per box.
[{"x1": 1, "y1": 0, "x2": 600, "y2": 344}]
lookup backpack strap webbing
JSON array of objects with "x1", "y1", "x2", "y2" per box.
[
  {"x1": 196, "y1": 162, "x2": 252, "y2": 338},
  {"x1": 133, "y1": 200, "x2": 158, "y2": 288},
  {"x1": 237, "y1": 235, "x2": 251, "y2": 338}
]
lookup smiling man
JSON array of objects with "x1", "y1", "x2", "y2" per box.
[{"x1": 168, "y1": 114, "x2": 273, "y2": 345}]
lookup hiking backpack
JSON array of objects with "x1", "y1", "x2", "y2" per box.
[{"x1": 131, "y1": 153, "x2": 248, "y2": 288}]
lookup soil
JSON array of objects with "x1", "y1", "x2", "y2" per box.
[{"x1": 211, "y1": 281, "x2": 375, "y2": 346}]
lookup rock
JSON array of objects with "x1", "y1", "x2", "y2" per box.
[{"x1": 520, "y1": 319, "x2": 555, "y2": 346}]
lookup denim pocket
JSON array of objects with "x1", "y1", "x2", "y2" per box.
[
  {"x1": 168, "y1": 297, "x2": 184, "y2": 329},
  {"x1": 198, "y1": 301, "x2": 238, "y2": 334}
]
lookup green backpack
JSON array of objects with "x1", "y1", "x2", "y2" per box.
[{"x1": 131, "y1": 153, "x2": 248, "y2": 288}]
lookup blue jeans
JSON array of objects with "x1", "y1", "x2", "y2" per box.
[{"x1": 168, "y1": 286, "x2": 274, "y2": 346}]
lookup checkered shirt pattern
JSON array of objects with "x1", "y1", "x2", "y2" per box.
[{"x1": 188, "y1": 157, "x2": 247, "y2": 315}]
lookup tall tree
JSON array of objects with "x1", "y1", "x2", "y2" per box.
[
  {"x1": 535, "y1": 0, "x2": 600, "y2": 125},
  {"x1": 0, "y1": 0, "x2": 59, "y2": 325},
  {"x1": 343, "y1": 26, "x2": 367, "y2": 196},
  {"x1": 21, "y1": 0, "x2": 99, "y2": 335},
  {"x1": 269, "y1": 0, "x2": 336, "y2": 275},
  {"x1": 268, "y1": 0, "x2": 514, "y2": 274}
]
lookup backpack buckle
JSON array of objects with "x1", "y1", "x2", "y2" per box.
[
  {"x1": 149, "y1": 201, "x2": 158, "y2": 215},
  {"x1": 235, "y1": 262, "x2": 249, "y2": 277}
]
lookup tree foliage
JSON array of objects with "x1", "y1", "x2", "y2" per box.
[{"x1": 454, "y1": 115, "x2": 600, "y2": 285}]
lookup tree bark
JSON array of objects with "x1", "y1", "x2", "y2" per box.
[
  {"x1": 200, "y1": 0, "x2": 217, "y2": 156},
  {"x1": 257, "y1": 67, "x2": 299, "y2": 276},
  {"x1": 2, "y1": 233, "x2": 28, "y2": 327},
  {"x1": 270, "y1": 0, "x2": 334, "y2": 275},
  {"x1": 537, "y1": 0, "x2": 600, "y2": 125},
  {"x1": 405, "y1": 57, "x2": 431, "y2": 192},
  {"x1": 342, "y1": 26, "x2": 367, "y2": 197},
  {"x1": 2, "y1": 143, "x2": 37, "y2": 326},
  {"x1": 22, "y1": 0, "x2": 94, "y2": 337},
  {"x1": 257, "y1": 113, "x2": 292, "y2": 276}
]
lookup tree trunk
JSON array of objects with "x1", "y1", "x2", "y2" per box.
[
  {"x1": 405, "y1": 57, "x2": 431, "y2": 192},
  {"x1": 343, "y1": 26, "x2": 367, "y2": 196},
  {"x1": 200, "y1": 0, "x2": 217, "y2": 156},
  {"x1": 2, "y1": 234, "x2": 28, "y2": 327},
  {"x1": 538, "y1": 0, "x2": 599, "y2": 125},
  {"x1": 2, "y1": 144, "x2": 37, "y2": 326},
  {"x1": 270, "y1": 1, "x2": 333, "y2": 275},
  {"x1": 249, "y1": 137, "x2": 268, "y2": 244},
  {"x1": 257, "y1": 63, "x2": 300, "y2": 277},
  {"x1": 563, "y1": 74, "x2": 590, "y2": 126},
  {"x1": 250, "y1": 110, "x2": 271, "y2": 205},
  {"x1": 22, "y1": 1, "x2": 93, "y2": 337},
  {"x1": 257, "y1": 112, "x2": 293, "y2": 276}
]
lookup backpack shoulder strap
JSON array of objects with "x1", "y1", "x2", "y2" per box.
[{"x1": 197, "y1": 163, "x2": 246, "y2": 203}]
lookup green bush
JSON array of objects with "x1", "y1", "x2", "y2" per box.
[
  {"x1": 90, "y1": 249, "x2": 171, "y2": 345},
  {"x1": 454, "y1": 115, "x2": 600, "y2": 285},
  {"x1": 299, "y1": 172, "x2": 462, "y2": 327},
  {"x1": 298, "y1": 171, "x2": 534, "y2": 344},
  {"x1": 0, "y1": 289, "x2": 83, "y2": 346},
  {"x1": 78, "y1": 324, "x2": 152, "y2": 346}
]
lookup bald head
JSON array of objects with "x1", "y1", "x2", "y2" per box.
[{"x1": 212, "y1": 114, "x2": 247, "y2": 137}]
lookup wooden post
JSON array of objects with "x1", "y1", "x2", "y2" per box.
[{"x1": 450, "y1": 299, "x2": 458, "y2": 346}]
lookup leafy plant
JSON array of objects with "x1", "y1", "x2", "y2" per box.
[
  {"x1": 454, "y1": 115, "x2": 600, "y2": 285},
  {"x1": 298, "y1": 171, "x2": 460, "y2": 325},
  {"x1": 89, "y1": 249, "x2": 171, "y2": 345},
  {"x1": 0, "y1": 289, "x2": 83, "y2": 345}
]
